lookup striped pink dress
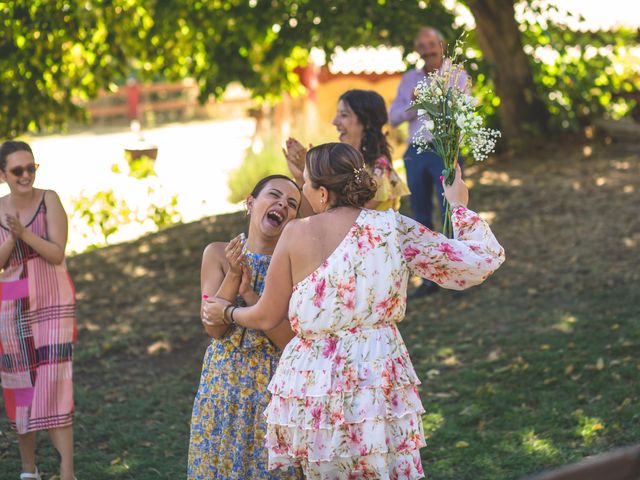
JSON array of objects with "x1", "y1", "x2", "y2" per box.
[{"x1": 0, "y1": 192, "x2": 76, "y2": 434}]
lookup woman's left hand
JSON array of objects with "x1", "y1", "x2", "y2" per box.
[
  {"x1": 238, "y1": 263, "x2": 253, "y2": 297},
  {"x1": 6, "y1": 213, "x2": 25, "y2": 240},
  {"x1": 201, "y1": 297, "x2": 231, "y2": 327}
]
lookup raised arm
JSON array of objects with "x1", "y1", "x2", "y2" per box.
[
  {"x1": 389, "y1": 72, "x2": 419, "y2": 127},
  {"x1": 233, "y1": 221, "x2": 295, "y2": 330},
  {"x1": 397, "y1": 207, "x2": 504, "y2": 290},
  {"x1": 397, "y1": 165, "x2": 504, "y2": 289},
  {"x1": 283, "y1": 138, "x2": 315, "y2": 218}
]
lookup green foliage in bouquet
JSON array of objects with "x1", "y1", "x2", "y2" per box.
[{"x1": 410, "y1": 39, "x2": 500, "y2": 237}]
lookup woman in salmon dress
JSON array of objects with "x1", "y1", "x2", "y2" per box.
[{"x1": 0, "y1": 141, "x2": 76, "y2": 480}]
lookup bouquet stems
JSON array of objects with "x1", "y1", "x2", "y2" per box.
[
  {"x1": 443, "y1": 200, "x2": 453, "y2": 239},
  {"x1": 432, "y1": 138, "x2": 459, "y2": 239}
]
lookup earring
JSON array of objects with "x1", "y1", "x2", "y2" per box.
[
  {"x1": 246, "y1": 209, "x2": 251, "y2": 216},
  {"x1": 320, "y1": 198, "x2": 324, "y2": 204}
]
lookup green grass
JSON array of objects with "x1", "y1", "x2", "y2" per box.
[{"x1": 1, "y1": 141, "x2": 638, "y2": 479}]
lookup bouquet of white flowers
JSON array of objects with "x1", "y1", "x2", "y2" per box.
[{"x1": 411, "y1": 57, "x2": 500, "y2": 237}]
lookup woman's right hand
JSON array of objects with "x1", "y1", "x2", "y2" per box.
[
  {"x1": 5, "y1": 213, "x2": 25, "y2": 240},
  {"x1": 282, "y1": 137, "x2": 307, "y2": 184},
  {"x1": 224, "y1": 234, "x2": 245, "y2": 276},
  {"x1": 442, "y1": 164, "x2": 469, "y2": 208},
  {"x1": 202, "y1": 297, "x2": 232, "y2": 327}
]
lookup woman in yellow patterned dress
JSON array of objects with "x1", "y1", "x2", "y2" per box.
[
  {"x1": 188, "y1": 175, "x2": 303, "y2": 479},
  {"x1": 284, "y1": 89, "x2": 410, "y2": 212}
]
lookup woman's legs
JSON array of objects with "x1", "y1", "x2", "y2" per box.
[
  {"x1": 18, "y1": 431, "x2": 37, "y2": 473},
  {"x1": 48, "y1": 425, "x2": 74, "y2": 480}
]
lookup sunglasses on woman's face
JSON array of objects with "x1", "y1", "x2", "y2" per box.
[{"x1": 9, "y1": 164, "x2": 39, "y2": 177}]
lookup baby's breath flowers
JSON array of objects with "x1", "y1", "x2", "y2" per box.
[{"x1": 411, "y1": 52, "x2": 500, "y2": 237}]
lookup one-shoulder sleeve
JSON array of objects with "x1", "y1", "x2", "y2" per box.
[{"x1": 396, "y1": 206, "x2": 505, "y2": 290}]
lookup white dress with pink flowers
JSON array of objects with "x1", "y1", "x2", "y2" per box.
[{"x1": 265, "y1": 207, "x2": 505, "y2": 479}]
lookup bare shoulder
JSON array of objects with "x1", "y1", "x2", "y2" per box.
[
  {"x1": 42, "y1": 189, "x2": 63, "y2": 208},
  {"x1": 0, "y1": 194, "x2": 8, "y2": 214},
  {"x1": 202, "y1": 241, "x2": 228, "y2": 263},
  {"x1": 281, "y1": 216, "x2": 320, "y2": 243},
  {"x1": 280, "y1": 218, "x2": 307, "y2": 238}
]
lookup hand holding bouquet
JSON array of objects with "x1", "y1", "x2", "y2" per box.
[{"x1": 411, "y1": 54, "x2": 500, "y2": 237}]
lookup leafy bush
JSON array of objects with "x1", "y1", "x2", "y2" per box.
[
  {"x1": 71, "y1": 155, "x2": 181, "y2": 249},
  {"x1": 463, "y1": 7, "x2": 639, "y2": 133}
]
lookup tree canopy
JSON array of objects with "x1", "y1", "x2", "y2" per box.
[{"x1": 1, "y1": 0, "x2": 637, "y2": 139}]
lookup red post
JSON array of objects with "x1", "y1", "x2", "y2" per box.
[
  {"x1": 126, "y1": 77, "x2": 140, "y2": 121},
  {"x1": 296, "y1": 63, "x2": 320, "y2": 102}
]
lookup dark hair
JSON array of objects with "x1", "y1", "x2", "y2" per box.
[
  {"x1": 339, "y1": 90, "x2": 392, "y2": 168},
  {"x1": 249, "y1": 174, "x2": 300, "y2": 198},
  {"x1": 305, "y1": 143, "x2": 377, "y2": 208},
  {"x1": 0, "y1": 141, "x2": 33, "y2": 171}
]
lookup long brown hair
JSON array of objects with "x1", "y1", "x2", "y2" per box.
[{"x1": 339, "y1": 90, "x2": 392, "y2": 168}]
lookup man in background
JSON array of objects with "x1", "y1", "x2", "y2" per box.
[{"x1": 390, "y1": 26, "x2": 470, "y2": 298}]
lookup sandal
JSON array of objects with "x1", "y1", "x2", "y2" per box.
[{"x1": 19, "y1": 467, "x2": 41, "y2": 480}]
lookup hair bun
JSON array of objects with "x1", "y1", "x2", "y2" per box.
[
  {"x1": 306, "y1": 142, "x2": 378, "y2": 208},
  {"x1": 343, "y1": 168, "x2": 377, "y2": 207}
]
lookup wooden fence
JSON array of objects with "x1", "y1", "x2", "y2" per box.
[{"x1": 85, "y1": 79, "x2": 252, "y2": 123}]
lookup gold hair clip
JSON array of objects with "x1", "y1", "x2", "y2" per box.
[{"x1": 353, "y1": 165, "x2": 366, "y2": 183}]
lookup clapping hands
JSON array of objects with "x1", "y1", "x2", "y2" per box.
[
  {"x1": 282, "y1": 137, "x2": 309, "y2": 184},
  {"x1": 224, "y1": 234, "x2": 254, "y2": 297},
  {"x1": 225, "y1": 234, "x2": 246, "y2": 276},
  {"x1": 5, "y1": 212, "x2": 25, "y2": 240}
]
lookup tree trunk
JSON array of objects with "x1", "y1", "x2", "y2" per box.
[{"x1": 465, "y1": 0, "x2": 549, "y2": 139}]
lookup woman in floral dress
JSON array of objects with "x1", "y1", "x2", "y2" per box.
[
  {"x1": 188, "y1": 175, "x2": 303, "y2": 479},
  {"x1": 284, "y1": 89, "x2": 410, "y2": 212},
  {"x1": 203, "y1": 143, "x2": 505, "y2": 479}
]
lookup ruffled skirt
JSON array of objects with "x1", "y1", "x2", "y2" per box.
[{"x1": 265, "y1": 324, "x2": 426, "y2": 479}]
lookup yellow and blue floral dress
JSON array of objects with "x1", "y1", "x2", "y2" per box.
[{"x1": 188, "y1": 251, "x2": 302, "y2": 480}]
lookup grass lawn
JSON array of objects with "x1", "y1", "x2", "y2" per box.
[{"x1": 0, "y1": 140, "x2": 638, "y2": 479}]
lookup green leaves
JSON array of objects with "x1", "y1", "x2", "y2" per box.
[
  {"x1": 0, "y1": 0, "x2": 458, "y2": 138},
  {"x1": 2, "y1": 0, "x2": 636, "y2": 139},
  {"x1": 0, "y1": 0, "x2": 139, "y2": 138}
]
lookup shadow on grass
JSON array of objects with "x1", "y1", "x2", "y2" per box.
[{"x1": 1, "y1": 142, "x2": 639, "y2": 479}]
